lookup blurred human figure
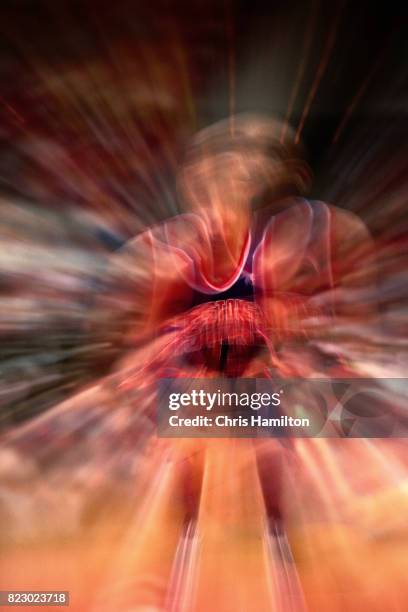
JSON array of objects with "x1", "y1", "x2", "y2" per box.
[
  {"x1": 112, "y1": 113, "x2": 377, "y2": 379},
  {"x1": 0, "y1": 115, "x2": 390, "y2": 612}
]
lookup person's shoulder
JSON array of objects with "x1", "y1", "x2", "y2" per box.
[
  {"x1": 307, "y1": 200, "x2": 372, "y2": 242},
  {"x1": 328, "y1": 203, "x2": 373, "y2": 243}
]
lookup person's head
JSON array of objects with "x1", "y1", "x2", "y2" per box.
[{"x1": 178, "y1": 113, "x2": 311, "y2": 224}]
